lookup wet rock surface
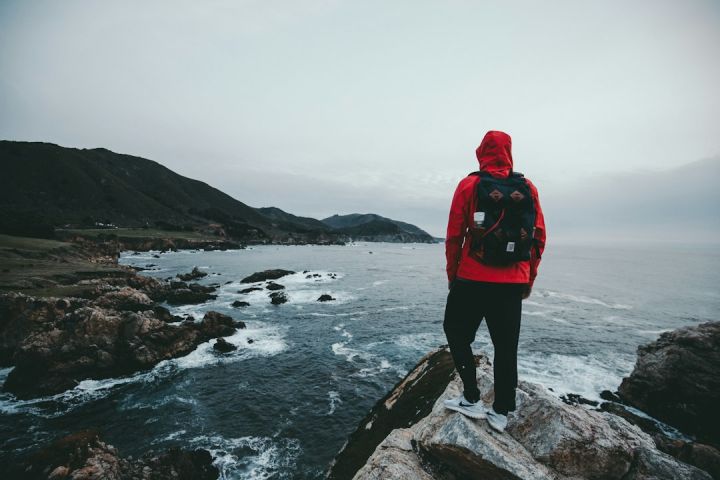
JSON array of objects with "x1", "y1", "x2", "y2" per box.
[
  {"x1": 213, "y1": 337, "x2": 237, "y2": 353},
  {"x1": 176, "y1": 266, "x2": 208, "y2": 281},
  {"x1": 265, "y1": 281, "x2": 285, "y2": 291},
  {"x1": 270, "y1": 291, "x2": 288, "y2": 305},
  {"x1": 232, "y1": 300, "x2": 250, "y2": 308},
  {"x1": 240, "y1": 269, "x2": 294, "y2": 283},
  {"x1": 318, "y1": 294, "x2": 336, "y2": 302},
  {"x1": 618, "y1": 321, "x2": 720, "y2": 447}
]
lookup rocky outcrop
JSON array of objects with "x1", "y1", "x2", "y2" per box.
[
  {"x1": 318, "y1": 294, "x2": 336, "y2": 302},
  {"x1": 0, "y1": 292, "x2": 88, "y2": 366},
  {"x1": 334, "y1": 347, "x2": 712, "y2": 480},
  {"x1": 176, "y1": 266, "x2": 208, "y2": 281},
  {"x1": 240, "y1": 269, "x2": 294, "y2": 283},
  {"x1": 618, "y1": 321, "x2": 720, "y2": 447},
  {"x1": 270, "y1": 291, "x2": 288, "y2": 305},
  {"x1": 213, "y1": 337, "x2": 237, "y2": 353},
  {"x1": 3, "y1": 308, "x2": 240, "y2": 399},
  {"x1": 265, "y1": 281, "x2": 285, "y2": 291},
  {"x1": 326, "y1": 346, "x2": 457, "y2": 479},
  {"x1": 12, "y1": 430, "x2": 218, "y2": 480}
]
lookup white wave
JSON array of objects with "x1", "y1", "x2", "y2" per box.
[
  {"x1": 327, "y1": 390, "x2": 342, "y2": 415},
  {"x1": 189, "y1": 434, "x2": 302, "y2": 480},
  {"x1": 381, "y1": 306, "x2": 410, "y2": 312},
  {"x1": 372, "y1": 280, "x2": 388, "y2": 286},
  {"x1": 331, "y1": 342, "x2": 400, "y2": 378},
  {"x1": 541, "y1": 290, "x2": 632, "y2": 310},
  {"x1": 518, "y1": 352, "x2": 635, "y2": 401},
  {"x1": 394, "y1": 332, "x2": 443, "y2": 352}
]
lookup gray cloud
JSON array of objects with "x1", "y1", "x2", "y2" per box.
[{"x1": 1, "y1": 0, "x2": 719, "y2": 237}]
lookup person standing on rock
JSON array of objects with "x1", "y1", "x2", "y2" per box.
[{"x1": 442, "y1": 130, "x2": 546, "y2": 432}]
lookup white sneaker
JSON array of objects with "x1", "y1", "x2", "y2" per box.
[
  {"x1": 443, "y1": 394, "x2": 487, "y2": 419},
  {"x1": 486, "y1": 408, "x2": 508, "y2": 432}
]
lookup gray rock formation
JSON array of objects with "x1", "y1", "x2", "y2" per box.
[
  {"x1": 342, "y1": 347, "x2": 712, "y2": 480},
  {"x1": 618, "y1": 321, "x2": 720, "y2": 447},
  {"x1": 241, "y1": 269, "x2": 294, "y2": 283},
  {"x1": 3, "y1": 307, "x2": 240, "y2": 399},
  {"x1": 12, "y1": 430, "x2": 218, "y2": 480}
]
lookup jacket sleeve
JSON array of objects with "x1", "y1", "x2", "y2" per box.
[
  {"x1": 527, "y1": 179, "x2": 546, "y2": 287},
  {"x1": 445, "y1": 177, "x2": 474, "y2": 282}
]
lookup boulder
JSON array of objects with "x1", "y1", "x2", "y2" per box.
[
  {"x1": 265, "y1": 281, "x2": 285, "y2": 291},
  {"x1": 318, "y1": 294, "x2": 336, "y2": 302},
  {"x1": 241, "y1": 269, "x2": 294, "y2": 283},
  {"x1": 176, "y1": 266, "x2": 208, "y2": 281},
  {"x1": 270, "y1": 291, "x2": 288, "y2": 305},
  {"x1": 213, "y1": 337, "x2": 237, "y2": 353},
  {"x1": 339, "y1": 349, "x2": 712, "y2": 480},
  {"x1": 618, "y1": 321, "x2": 720, "y2": 446},
  {"x1": 232, "y1": 300, "x2": 250, "y2": 308}
]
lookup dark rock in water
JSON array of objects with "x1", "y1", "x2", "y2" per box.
[
  {"x1": 560, "y1": 393, "x2": 599, "y2": 407},
  {"x1": 164, "y1": 281, "x2": 218, "y2": 305},
  {"x1": 334, "y1": 348, "x2": 712, "y2": 480},
  {"x1": 618, "y1": 321, "x2": 720, "y2": 446},
  {"x1": 2, "y1": 307, "x2": 239, "y2": 399},
  {"x1": 317, "y1": 294, "x2": 335, "y2": 302},
  {"x1": 600, "y1": 389, "x2": 622, "y2": 403},
  {"x1": 326, "y1": 346, "x2": 458, "y2": 480},
  {"x1": 269, "y1": 291, "x2": 288, "y2": 305},
  {"x1": 13, "y1": 430, "x2": 219, "y2": 480},
  {"x1": 152, "y1": 254, "x2": 160, "y2": 258},
  {"x1": 265, "y1": 281, "x2": 285, "y2": 291},
  {"x1": 152, "y1": 305, "x2": 175, "y2": 322},
  {"x1": 238, "y1": 287, "x2": 263, "y2": 294},
  {"x1": 305, "y1": 273, "x2": 322, "y2": 279},
  {"x1": 202, "y1": 310, "x2": 244, "y2": 333},
  {"x1": 247, "y1": 338, "x2": 254, "y2": 344},
  {"x1": 241, "y1": 269, "x2": 294, "y2": 283},
  {"x1": 232, "y1": 300, "x2": 250, "y2": 308},
  {"x1": 213, "y1": 338, "x2": 237, "y2": 353},
  {"x1": 176, "y1": 266, "x2": 208, "y2": 281}
]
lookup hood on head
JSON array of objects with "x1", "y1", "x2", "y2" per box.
[{"x1": 476, "y1": 130, "x2": 513, "y2": 177}]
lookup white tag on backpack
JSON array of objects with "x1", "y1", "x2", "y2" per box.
[
  {"x1": 506, "y1": 242, "x2": 515, "y2": 252},
  {"x1": 473, "y1": 211, "x2": 485, "y2": 227}
]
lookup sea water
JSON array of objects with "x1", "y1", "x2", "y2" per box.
[{"x1": 1, "y1": 242, "x2": 718, "y2": 479}]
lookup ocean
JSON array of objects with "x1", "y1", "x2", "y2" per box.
[{"x1": 1, "y1": 242, "x2": 719, "y2": 479}]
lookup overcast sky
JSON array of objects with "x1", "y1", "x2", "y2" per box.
[{"x1": 1, "y1": 0, "x2": 719, "y2": 237}]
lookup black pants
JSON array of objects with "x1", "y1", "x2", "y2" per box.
[{"x1": 443, "y1": 279, "x2": 523, "y2": 415}]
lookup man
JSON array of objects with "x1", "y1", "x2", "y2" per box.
[{"x1": 442, "y1": 130, "x2": 546, "y2": 433}]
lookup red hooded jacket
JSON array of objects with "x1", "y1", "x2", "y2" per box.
[{"x1": 445, "y1": 131, "x2": 546, "y2": 286}]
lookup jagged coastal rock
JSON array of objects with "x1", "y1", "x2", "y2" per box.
[
  {"x1": 240, "y1": 269, "x2": 295, "y2": 283},
  {"x1": 330, "y1": 346, "x2": 712, "y2": 480},
  {"x1": 618, "y1": 321, "x2": 720, "y2": 447},
  {"x1": 10, "y1": 430, "x2": 218, "y2": 480},
  {"x1": 3, "y1": 306, "x2": 239, "y2": 399}
]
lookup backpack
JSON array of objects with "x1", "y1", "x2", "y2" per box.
[{"x1": 467, "y1": 171, "x2": 538, "y2": 266}]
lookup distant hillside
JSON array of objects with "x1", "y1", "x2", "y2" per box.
[
  {"x1": 0, "y1": 141, "x2": 434, "y2": 244},
  {"x1": 256, "y1": 207, "x2": 331, "y2": 233},
  {"x1": 322, "y1": 213, "x2": 436, "y2": 243},
  {"x1": 0, "y1": 141, "x2": 277, "y2": 241}
]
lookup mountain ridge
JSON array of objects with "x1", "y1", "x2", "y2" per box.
[{"x1": 0, "y1": 140, "x2": 435, "y2": 243}]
